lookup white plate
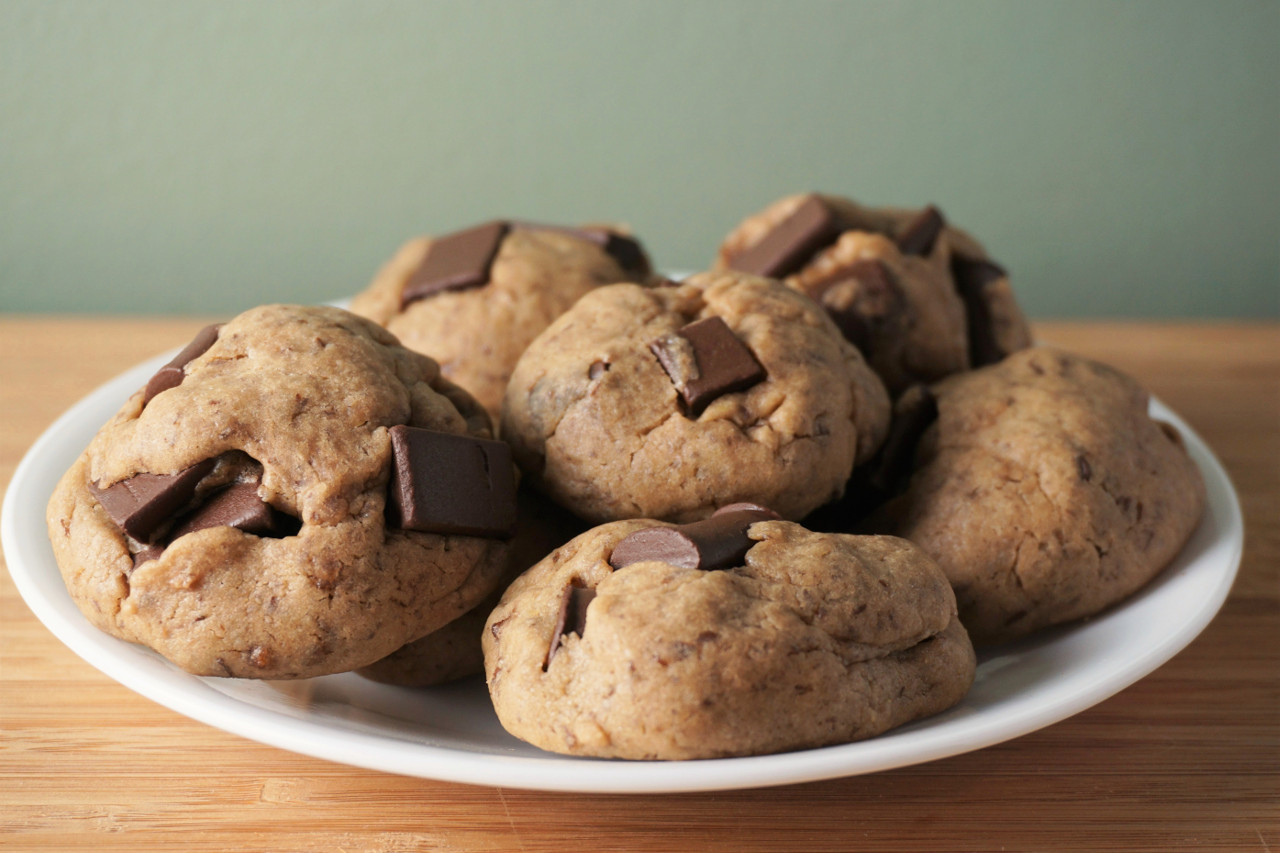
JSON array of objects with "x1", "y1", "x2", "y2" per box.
[{"x1": 3, "y1": 347, "x2": 1243, "y2": 793}]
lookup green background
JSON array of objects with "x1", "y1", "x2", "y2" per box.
[{"x1": 2, "y1": 0, "x2": 1277, "y2": 318}]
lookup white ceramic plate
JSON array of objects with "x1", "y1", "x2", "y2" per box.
[{"x1": 3, "y1": 347, "x2": 1243, "y2": 793}]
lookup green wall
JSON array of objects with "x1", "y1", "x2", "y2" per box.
[{"x1": 2, "y1": 0, "x2": 1276, "y2": 318}]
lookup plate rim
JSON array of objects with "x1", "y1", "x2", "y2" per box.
[{"x1": 2, "y1": 345, "x2": 1244, "y2": 793}]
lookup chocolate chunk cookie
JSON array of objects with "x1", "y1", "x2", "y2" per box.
[
  {"x1": 350, "y1": 220, "x2": 652, "y2": 422},
  {"x1": 715, "y1": 193, "x2": 1032, "y2": 395},
  {"x1": 47, "y1": 305, "x2": 516, "y2": 679},
  {"x1": 500, "y1": 271, "x2": 891, "y2": 524},
  {"x1": 483, "y1": 506, "x2": 975, "y2": 759},
  {"x1": 869, "y1": 347, "x2": 1206, "y2": 645}
]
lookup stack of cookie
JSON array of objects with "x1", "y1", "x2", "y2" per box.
[{"x1": 47, "y1": 196, "x2": 1205, "y2": 761}]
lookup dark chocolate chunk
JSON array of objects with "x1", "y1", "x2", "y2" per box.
[
  {"x1": 951, "y1": 255, "x2": 1008, "y2": 367},
  {"x1": 167, "y1": 481, "x2": 281, "y2": 540},
  {"x1": 386, "y1": 425, "x2": 517, "y2": 538},
  {"x1": 131, "y1": 543, "x2": 166, "y2": 568},
  {"x1": 897, "y1": 205, "x2": 946, "y2": 257},
  {"x1": 142, "y1": 324, "x2": 222, "y2": 406},
  {"x1": 546, "y1": 584, "x2": 597, "y2": 667},
  {"x1": 650, "y1": 316, "x2": 766, "y2": 416},
  {"x1": 608, "y1": 505, "x2": 778, "y2": 572},
  {"x1": 576, "y1": 228, "x2": 652, "y2": 278},
  {"x1": 509, "y1": 220, "x2": 652, "y2": 277},
  {"x1": 565, "y1": 585, "x2": 596, "y2": 636},
  {"x1": 400, "y1": 221, "x2": 510, "y2": 309},
  {"x1": 724, "y1": 195, "x2": 843, "y2": 278},
  {"x1": 90, "y1": 458, "x2": 217, "y2": 541}
]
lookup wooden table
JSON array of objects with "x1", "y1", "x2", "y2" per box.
[{"x1": 2, "y1": 317, "x2": 1276, "y2": 852}]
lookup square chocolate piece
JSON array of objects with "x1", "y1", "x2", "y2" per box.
[
  {"x1": 89, "y1": 458, "x2": 216, "y2": 542},
  {"x1": 142, "y1": 323, "x2": 222, "y2": 406},
  {"x1": 167, "y1": 480, "x2": 281, "y2": 541},
  {"x1": 896, "y1": 205, "x2": 946, "y2": 257},
  {"x1": 951, "y1": 255, "x2": 1008, "y2": 367},
  {"x1": 650, "y1": 316, "x2": 766, "y2": 417},
  {"x1": 725, "y1": 195, "x2": 842, "y2": 278},
  {"x1": 400, "y1": 221, "x2": 510, "y2": 309},
  {"x1": 386, "y1": 425, "x2": 517, "y2": 538}
]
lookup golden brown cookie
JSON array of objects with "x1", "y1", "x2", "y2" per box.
[
  {"x1": 869, "y1": 347, "x2": 1206, "y2": 645},
  {"x1": 499, "y1": 271, "x2": 891, "y2": 524},
  {"x1": 46, "y1": 305, "x2": 516, "y2": 679},
  {"x1": 715, "y1": 193, "x2": 1033, "y2": 395},
  {"x1": 483, "y1": 506, "x2": 975, "y2": 759},
  {"x1": 350, "y1": 220, "x2": 651, "y2": 423}
]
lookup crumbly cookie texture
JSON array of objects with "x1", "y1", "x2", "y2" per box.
[
  {"x1": 350, "y1": 223, "x2": 651, "y2": 423},
  {"x1": 483, "y1": 518, "x2": 975, "y2": 760},
  {"x1": 499, "y1": 271, "x2": 891, "y2": 524},
  {"x1": 47, "y1": 304, "x2": 511, "y2": 679},
  {"x1": 870, "y1": 346, "x2": 1206, "y2": 645},
  {"x1": 715, "y1": 193, "x2": 1032, "y2": 395},
  {"x1": 359, "y1": 486, "x2": 588, "y2": 686}
]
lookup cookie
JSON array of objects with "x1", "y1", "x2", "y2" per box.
[
  {"x1": 715, "y1": 193, "x2": 1032, "y2": 395},
  {"x1": 46, "y1": 304, "x2": 517, "y2": 679},
  {"x1": 350, "y1": 220, "x2": 652, "y2": 422},
  {"x1": 868, "y1": 347, "x2": 1206, "y2": 645},
  {"x1": 499, "y1": 270, "x2": 891, "y2": 524},
  {"x1": 483, "y1": 505, "x2": 975, "y2": 759},
  {"x1": 358, "y1": 485, "x2": 589, "y2": 687}
]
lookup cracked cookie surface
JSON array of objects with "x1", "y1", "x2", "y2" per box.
[
  {"x1": 350, "y1": 223, "x2": 651, "y2": 423},
  {"x1": 499, "y1": 271, "x2": 890, "y2": 523},
  {"x1": 869, "y1": 346, "x2": 1206, "y2": 645},
  {"x1": 483, "y1": 517, "x2": 974, "y2": 759},
  {"x1": 47, "y1": 304, "x2": 511, "y2": 678}
]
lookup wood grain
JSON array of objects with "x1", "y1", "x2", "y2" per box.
[{"x1": 2, "y1": 317, "x2": 1277, "y2": 852}]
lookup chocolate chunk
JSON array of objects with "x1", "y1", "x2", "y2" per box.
[
  {"x1": 724, "y1": 195, "x2": 843, "y2": 278},
  {"x1": 897, "y1": 205, "x2": 946, "y2": 257},
  {"x1": 565, "y1": 585, "x2": 596, "y2": 636},
  {"x1": 951, "y1": 255, "x2": 1008, "y2": 366},
  {"x1": 650, "y1": 316, "x2": 766, "y2": 416},
  {"x1": 142, "y1": 324, "x2": 222, "y2": 406},
  {"x1": 167, "y1": 481, "x2": 281, "y2": 540},
  {"x1": 576, "y1": 228, "x2": 652, "y2": 277},
  {"x1": 509, "y1": 221, "x2": 652, "y2": 277},
  {"x1": 386, "y1": 425, "x2": 517, "y2": 538},
  {"x1": 546, "y1": 584, "x2": 597, "y2": 667},
  {"x1": 608, "y1": 505, "x2": 778, "y2": 572},
  {"x1": 131, "y1": 543, "x2": 166, "y2": 568},
  {"x1": 400, "y1": 221, "x2": 510, "y2": 309},
  {"x1": 811, "y1": 259, "x2": 901, "y2": 357},
  {"x1": 90, "y1": 459, "x2": 217, "y2": 541}
]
